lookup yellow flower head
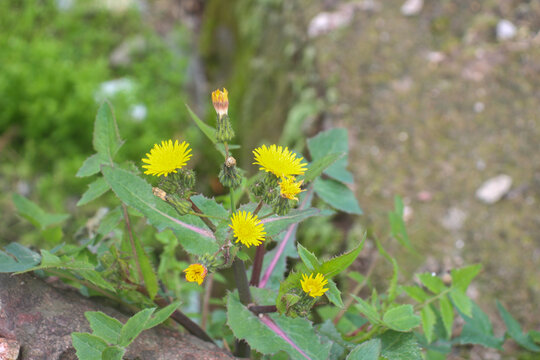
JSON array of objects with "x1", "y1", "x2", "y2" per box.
[
  {"x1": 279, "y1": 177, "x2": 305, "y2": 201},
  {"x1": 212, "y1": 88, "x2": 229, "y2": 116},
  {"x1": 141, "y1": 140, "x2": 192, "y2": 177},
  {"x1": 184, "y1": 263, "x2": 207, "y2": 285},
  {"x1": 301, "y1": 273, "x2": 329, "y2": 298},
  {"x1": 229, "y1": 211, "x2": 266, "y2": 248},
  {"x1": 252, "y1": 144, "x2": 308, "y2": 179}
]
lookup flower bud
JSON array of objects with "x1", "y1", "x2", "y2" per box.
[
  {"x1": 219, "y1": 159, "x2": 242, "y2": 188},
  {"x1": 216, "y1": 114, "x2": 235, "y2": 142},
  {"x1": 211, "y1": 88, "x2": 229, "y2": 117}
]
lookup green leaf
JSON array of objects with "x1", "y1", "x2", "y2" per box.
[
  {"x1": 93, "y1": 102, "x2": 123, "y2": 161},
  {"x1": 317, "y1": 238, "x2": 365, "y2": 278},
  {"x1": 101, "y1": 166, "x2": 218, "y2": 256},
  {"x1": 13, "y1": 193, "x2": 70, "y2": 230},
  {"x1": 451, "y1": 264, "x2": 482, "y2": 292},
  {"x1": 85, "y1": 311, "x2": 122, "y2": 345},
  {"x1": 403, "y1": 286, "x2": 429, "y2": 303},
  {"x1": 454, "y1": 301, "x2": 503, "y2": 349},
  {"x1": 314, "y1": 178, "x2": 362, "y2": 214},
  {"x1": 389, "y1": 196, "x2": 414, "y2": 251},
  {"x1": 439, "y1": 295, "x2": 454, "y2": 339},
  {"x1": 374, "y1": 239, "x2": 399, "y2": 304},
  {"x1": 0, "y1": 243, "x2": 40, "y2": 273},
  {"x1": 186, "y1": 104, "x2": 216, "y2": 144},
  {"x1": 449, "y1": 288, "x2": 471, "y2": 317},
  {"x1": 378, "y1": 331, "x2": 422, "y2": 360},
  {"x1": 304, "y1": 152, "x2": 344, "y2": 183},
  {"x1": 144, "y1": 301, "x2": 181, "y2": 329},
  {"x1": 102, "y1": 346, "x2": 126, "y2": 360},
  {"x1": 383, "y1": 305, "x2": 420, "y2": 332},
  {"x1": 77, "y1": 177, "x2": 110, "y2": 206},
  {"x1": 297, "y1": 243, "x2": 320, "y2": 270},
  {"x1": 529, "y1": 330, "x2": 540, "y2": 344},
  {"x1": 418, "y1": 273, "x2": 447, "y2": 294},
  {"x1": 227, "y1": 292, "x2": 331, "y2": 360},
  {"x1": 15, "y1": 250, "x2": 95, "y2": 274},
  {"x1": 352, "y1": 295, "x2": 381, "y2": 325},
  {"x1": 496, "y1": 301, "x2": 540, "y2": 352},
  {"x1": 118, "y1": 308, "x2": 155, "y2": 347},
  {"x1": 263, "y1": 207, "x2": 325, "y2": 237},
  {"x1": 421, "y1": 305, "x2": 436, "y2": 343},
  {"x1": 97, "y1": 207, "x2": 123, "y2": 236},
  {"x1": 79, "y1": 270, "x2": 116, "y2": 292},
  {"x1": 316, "y1": 320, "x2": 351, "y2": 359},
  {"x1": 307, "y1": 128, "x2": 354, "y2": 184},
  {"x1": 132, "y1": 233, "x2": 158, "y2": 300},
  {"x1": 326, "y1": 279, "x2": 344, "y2": 308},
  {"x1": 347, "y1": 339, "x2": 381, "y2": 360},
  {"x1": 76, "y1": 153, "x2": 107, "y2": 178},
  {"x1": 71, "y1": 332, "x2": 108, "y2": 360}
]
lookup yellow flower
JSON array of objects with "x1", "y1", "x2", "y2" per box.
[
  {"x1": 301, "y1": 273, "x2": 329, "y2": 298},
  {"x1": 212, "y1": 88, "x2": 229, "y2": 116},
  {"x1": 183, "y1": 263, "x2": 207, "y2": 285},
  {"x1": 229, "y1": 211, "x2": 266, "y2": 248},
  {"x1": 252, "y1": 144, "x2": 308, "y2": 179},
  {"x1": 279, "y1": 177, "x2": 305, "y2": 201},
  {"x1": 142, "y1": 140, "x2": 192, "y2": 177}
]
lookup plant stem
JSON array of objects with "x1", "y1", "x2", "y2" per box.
[
  {"x1": 189, "y1": 199, "x2": 217, "y2": 232},
  {"x1": 122, "y1": 204, "x2": 144, "y2": 284},
  {"x1": 229, "y1": 190, "x2": 235, "y2": 215},
  {"x1": 253, "y1": 200, "x2": 264, "y2": 216},
  {"x1": 201, "y1": 274, "x2": 214, "y2": 331},
  {"x1": 232, "y1": 258, "x2": 252, "y2": 357},
  {"x1": 249, "y1": 244, "x2": 265, "y2": 286}
]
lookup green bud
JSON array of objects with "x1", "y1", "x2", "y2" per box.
[
  {"x1": 165, "y1": 193, "x2": 191, "y2": 215},
  {"x1": 278, "y1": 288, "x2": 317, "y2": 318},
  {"x1": 159, "y1": 173, "x2": 180, "y2": 194},
  {"x1": 251, "y1": 180, "x2": 266, "y2": 197},
  {"x1": 218, "y1": 156, "x2": 243, "y2": 188},
  {"x1": 178, "y1": 169, "x2": 196, "y2": 190},
  {"x1": 272, "y1": 196, "x2": 292, "y2": 216},
  {"x1": 264, "y1": 173, "x2": 279, "y2": 188},
  {"x1": 215, "y1": 114, "x2": 235, "y2": 142},
  {"x1": 263, "y1": 187, "x2": 278, "y2": 205}
]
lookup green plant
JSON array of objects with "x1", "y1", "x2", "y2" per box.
[{"x1": 3, "y1": 93, "x2": 539, "y2": 359}]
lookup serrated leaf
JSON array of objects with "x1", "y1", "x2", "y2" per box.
[
  {"x1": 101, "y1": 166, "x2": 218, "y2": 256},
  {"x1": 326, "y1": 279, "x2": 344, "y2": 308},
  {"x1": 85, "y1": 311, "x2": 122, "y2": 345},
  {"x1": 497, "y1": 301, "x2": 540, "y2": 352},
  {"x1": 262, "y1": 207, "x2": 324, "y2": 237},
  {"x1": 186, "y1": 104, "x2": 216, "y2": 144},
  {"x1": 297, "y1": 243, "x2": 320, "y2": 270},
  {"x1": 449, "y1": 289, "x2": 471, "y2": 317},
  {"x1": 454, "y1": 301, "x2": 503, "y2": 349},
  {"x1": 388, "y1": 196, "x2": 414, "y2": 252},
  {"x1": 317, "y1": 238, "x2": 365, "y2": 279},
  {"x1": 93, "y1": 102, "x2": 123, "y2": 161},
  {"x1": 71, "y1": 332, "x2": 108, "y2": 360},
  {"x1": 79, "y1": 270, "x2": 116, "y2": 293},
  {"x1": 118, "y1": 308, "x2": 155, "y2": 347},
  {"x1": 102, "y1": 346, "x2": 126, "y2": 360},
  {"x1": 378, "y1": 331, "x2": 422, "y2": 360},
  {"x1": 77, "y1": 177, "x2": 110, "y2": 206},
  {"x1": 227, "y1": 292, "x2": 331, "y2": 360},
  {"x1": 14, "y1": 250, "x2": 95, "y2": 274},
  {"x1": 13, "y1": 193, "x2": 70, "y2": 230},
  {"x1": 403, "y1": 286, "x2": 429, "y2": 303},
  {"x1": 352, "y1": 295, "x2": 381, "y2": 325},
  {"x1": 314, "y1": 178, "x2": 362, "y2": 214},
  {"x1": 144, "y1": 301, "x2": 180, "y2": 329},
  {"x1": 421, "y1": 305, "x2": 436, "y2": 343},
  {"x1": 383, "y1": 305, "x2": 420, "y2": 332},
  {"x1": 0, "y1": 243, "x2": 41, "y2": 273},
  {"x1": 439, "y1": 295, "x2": 454, "y2": 339},
  {"x1": 418, "y1": 273, "x2": 447, "y2": 294},
  {"x1": 132, "y1": 233, "x2": 158, "y2": 300},
  {"x1": 304, "y1": 152, "x2": 345, "y2": 183},
  {"x1": 77, "y1": 153, "x2": 107, "y2": 178},
  {"x1": 451, "y1": 264, "x2": 482, "y2": 292},
  {"x1": 347, "y1": 339, "x2": 381, "y2": 360},
  {"x1": 307, "y1": 128, "x2": 354, "y2": 184}
]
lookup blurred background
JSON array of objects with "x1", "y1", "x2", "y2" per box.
[{"x1": 1, "y1": 0, "x2": 539, "y2": 358}]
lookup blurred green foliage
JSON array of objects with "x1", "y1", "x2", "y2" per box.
[{"x1": 0, "y1": 0, "x2": 190, "y2": 172}]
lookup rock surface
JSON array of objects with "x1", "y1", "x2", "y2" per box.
[{"x1": 0, "y1": 274, "x2": 233, "y2": 360}]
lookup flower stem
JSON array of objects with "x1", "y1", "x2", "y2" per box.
[{"x1": 249, "y1": 244, "x2": 265, "y2": 286}]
